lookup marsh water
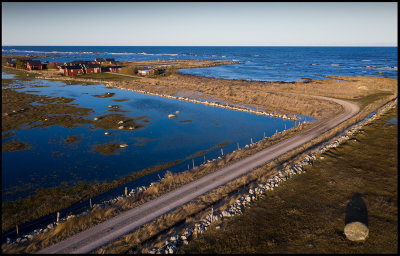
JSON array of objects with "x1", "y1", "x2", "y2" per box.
[{"x1": 2, "y1": 73, "x2": 313, "y2": 203}]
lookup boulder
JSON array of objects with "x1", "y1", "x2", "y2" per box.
[{"x1": 344, "y1": 222, "x2": 369, "y2": 241}]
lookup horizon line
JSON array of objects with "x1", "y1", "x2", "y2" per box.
[{"x1": 2, "y1": 45, "x2": 398, "y2": 47}]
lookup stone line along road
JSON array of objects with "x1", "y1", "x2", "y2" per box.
[{"x1": 37, "y1": 95, "x2": 359, "y2": 254}]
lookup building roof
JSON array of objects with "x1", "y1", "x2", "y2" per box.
[
  {"x1": 65, "y1": 65, "x2": 83, "y2": 69},
  {"x1": 69, "y1": 60, "x2": 91, "y2": 65},
  {"x1": 27, "y1": 60, "x2": 42, "y2": 66},
  {"x1": 95, "y1": 58, "x2": 105, "y2": 62},
  {"x1": 84, "y1": 63, "x2": 101, "y2": 68},
  {"x1": 105, "y1": 58, "x2": 115, "y2": 61}
]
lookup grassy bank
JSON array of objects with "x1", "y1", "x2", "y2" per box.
[
  {"x1": 178, "y1": 105, "x2": 398, "y2": 254},
  {"x1": 1, "y1": 65, "x2": 397, "y2": 252}
]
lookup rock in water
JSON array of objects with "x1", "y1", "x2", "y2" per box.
[{"x1": 344, "y1": 221, "x2": 369, "y2": 241}]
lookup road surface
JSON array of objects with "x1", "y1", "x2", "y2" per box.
[{"x1": 37, "y1": 96, "x2": 359, "y2": 254}]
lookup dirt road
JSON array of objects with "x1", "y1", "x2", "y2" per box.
[{"x1": 37, "y1": 96, "x2": 359, "y2": 254}]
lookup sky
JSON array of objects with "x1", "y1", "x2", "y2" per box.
[{"x1": 1, "y1": 2, "x2": 398, "y2": 46}]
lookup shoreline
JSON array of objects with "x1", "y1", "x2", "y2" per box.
[{"x1": 1, "y1": 63, "x2": 397, "y2": 252}]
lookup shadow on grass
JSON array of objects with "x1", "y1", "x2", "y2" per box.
[{"x1": 345, "y1": 193, "x2": 368, "y2": 227}]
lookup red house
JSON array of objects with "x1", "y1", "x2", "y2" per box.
[
  {"x1": 108, "y1": 66, "x2": 122, "y2": 72},
  {"x1": 26, "y1": 60, "x2": 42, "y2": 70},
  {"x1": 64, "y1": 65, "x2": 84, "y2": 76},
  {"x1": 84, "y1": 63, "x2": 101, "y2": 74}
]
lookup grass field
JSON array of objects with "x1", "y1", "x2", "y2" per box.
[
  {"x1": 178, "y1": 105, "x2": 398, "y2": 254},
  {"x1": 1, "y1": 62, "x2": 397, "y2": 253}
]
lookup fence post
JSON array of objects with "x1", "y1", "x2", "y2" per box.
[
  {"x1": 57, "y1": 212, "x2": 60, "y2": 222},
  {"x1": 221, "y1": 148, "x2": 223, "y2": 156},
  {"x1": 237, "y1": 142, "x2": 240, "y2": 150},
  {"x1": 16, "y1": 225, "x2": 18, "y2": 237},
  {"x1": 90, "y1": 198, "x2": 92, "y2": 209},
  {"x1": 251, "y1": 138, "x2": 253, "y2": 144},
  {"x1": 194, "y1": 224, "x2": 198, "y2": 239},
  {"x1": 211, "y1": 206, "x2": 214, "y2": 223},
  {"x1": 192, "y1": 159, "x2": 195, "y2": 169},
  {"x1": 125, "y1": 187, "x2": 128, "y2": 197}
]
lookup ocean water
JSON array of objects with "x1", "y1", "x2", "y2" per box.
[{"x1": 2, "y1": 46, "x2": 397, "y2": 82}]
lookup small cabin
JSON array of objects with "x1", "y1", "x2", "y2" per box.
[
  {"x1": 26, "y1": 60, "x2": 42, "y2": 70},
  {"x1": 64, "y1": 65, "x2": 84, "y2": 76},
  {"x1": 108, "y1": 66, "x2": 122, "y2": 73},
  {"x1": 42, "y1": 61, "x2": 49, "y2": 70},
  {"x1": 138, "y1": 69, "x2": 150, "y2": 76},
  {"x1": 84, "y1": 63, "x2": 101, "y2": 74}
]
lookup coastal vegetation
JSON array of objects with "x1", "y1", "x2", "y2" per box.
[
  {"x1": 178, "y1": 106, "x2": 398, "y2": 254},
  {"x1": 1, "y1": 57, "x2": 397, "y2": 253}
]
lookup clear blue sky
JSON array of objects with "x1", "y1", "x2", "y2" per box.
[{"x1": 2, "y1": 2, "x2": 397, "y2": 46}]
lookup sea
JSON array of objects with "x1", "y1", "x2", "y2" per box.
[
  {"x1": 2, "y1": 46, "x2": 398, "y2": 81},
  {"x1": 1, "y1": 46, "x2": 397, "y2": 241}
]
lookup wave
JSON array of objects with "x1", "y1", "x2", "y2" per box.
[
  {"x1": 2, "y1": 49, "x2": 94, "y2": 55},
  {"x1": 106, "y1": 51, "x2": 178, "y2": 56},
  {"x1": 3, "y1": 48, "x2": 179, "y2": 57}
]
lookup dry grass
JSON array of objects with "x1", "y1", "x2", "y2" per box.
[
  {"x1": 4, "y1": 88, "x2": 396, "y2": 253},
  {"x1": 110, "y1": 73, "x2": 396, "y2": 119},
  {"x1": 179, "y1": 104, "x2": 398, "y2": 254},
  {"x1": 2, "y1": 63, "x2": 397, "y2": 253}
]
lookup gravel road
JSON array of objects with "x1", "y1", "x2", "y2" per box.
[{"x1": 37, "y1": 96, "x2": 359, "y2": 254}]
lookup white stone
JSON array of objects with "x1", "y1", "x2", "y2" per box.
[{"x1": 344, "y1": 222, "x2": 369, "y2": 241}]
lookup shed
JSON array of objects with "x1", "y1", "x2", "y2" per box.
[
  {"x1": 84, "y1": 63, "x2": 101, "y2": 74},
  {"x1": 64, "y1": 65, "x2": 84, "y2": 76},
  {"x1": 108, "y1": 66, "x2": 122, "y2": 72},
  {"x1": 138, "y1": 69, "x2": 150, "y2": 76},
  {"x1": 26, "y1": 60, "x2": 42, "y2": 70}
]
